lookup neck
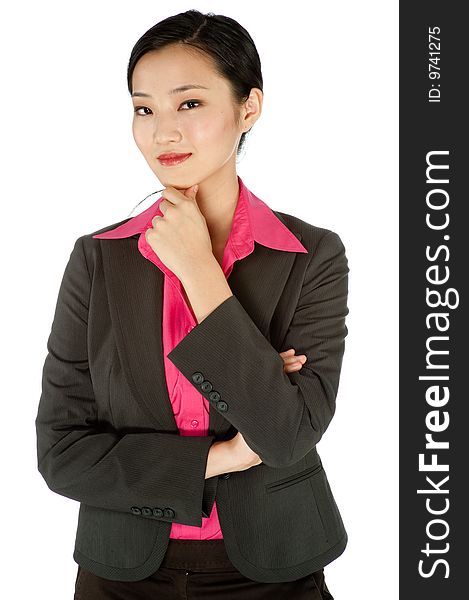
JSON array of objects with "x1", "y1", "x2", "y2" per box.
[{"x1": 195, "y1": 172, "x2": 240, "y2": 244}]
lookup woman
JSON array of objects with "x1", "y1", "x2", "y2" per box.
[{"x1": 35, "y1": 9, "x2": 349, "y2": 599}]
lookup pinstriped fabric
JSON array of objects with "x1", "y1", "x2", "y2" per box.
[
  {"x1": 93, "y1": 176, "x2": 308, "y2": 541},
  {"x1": 35, "y1": 178, "x2": 349, "y2": 582}
]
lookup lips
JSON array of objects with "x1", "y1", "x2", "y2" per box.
[{"x1": 157, "y1": 152, "x2": 192, "y2": 166}]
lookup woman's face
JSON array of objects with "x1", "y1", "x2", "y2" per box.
[{"x1": 131, "y1": 44, "x2": 259, "y2": 190}]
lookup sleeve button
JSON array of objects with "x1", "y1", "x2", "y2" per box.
[
  {"x1": 192, "y1": 372, "x2": 204, "y2": 384},
  {"x1": 130, "y1": 506, "x2": 142, "y2": 515},
  {"x1": 201, "y1": 380, "x2": 213, "y2": 392}
]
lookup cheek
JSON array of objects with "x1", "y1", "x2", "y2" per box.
[
  {"x1": 189, "y1": 112, "x2": 236, "y2": 147},
  {"x1": 132, "y1": 120, "x2": 152, "y2": 153}
]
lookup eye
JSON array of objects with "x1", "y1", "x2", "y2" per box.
[
  {"x1": 180, "y1": 99, "x2": 201, "y2": 110},
  {"x1": 133, "y1": 99, "x2": 201, "y2": 117},
  {"x1": 133, "y1": 106, "x2": 152, "y2": 116}
]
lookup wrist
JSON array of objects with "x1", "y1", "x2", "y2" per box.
[
  {"x1": 205, "y1": 440, "x2": 238, "y2": 479},
  {"x1": 179, "y1": 254, "x2": 220, "y2": 287},
  {"x1": 179, "y1": 258, "x2": 233, "y2": 323}
]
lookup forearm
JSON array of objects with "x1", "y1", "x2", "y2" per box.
[
  {"x1": 180, "y1": 257, "x2": 233, "y2": 323},
  {"x1": 205, "y1": 434, "x2": 261, "y2": 479},
  {"x1": 205, "y1": 440, "x2": 238, "y2": 479},
  {"x1": 168, "y1": 232, "x2": 349, "y2": 469}
]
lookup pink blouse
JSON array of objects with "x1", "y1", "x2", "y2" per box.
[{"x1": 93, "y1": 175, "x2": 307, "y2": 539}]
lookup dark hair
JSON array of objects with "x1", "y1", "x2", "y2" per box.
[{"x1": 127, "y1": 9, "x2": 263, "y2": 158}]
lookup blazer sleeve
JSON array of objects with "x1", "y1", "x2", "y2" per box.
[
  {"x1": 166, "y1": 230, "x2": 349, "y2": 469},
  {"x1": 35, "y1": 235, "x2": 218, "y2": 528}
]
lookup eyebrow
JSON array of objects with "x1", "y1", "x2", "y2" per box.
[{"x1": 131, "y1": 84, "x2": 209, "y2": 98}]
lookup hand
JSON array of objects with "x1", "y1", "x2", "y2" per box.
[
  {"x1": 279, "y1": 348, "x2": 308, "y2": 373},
  {"x1": 229, "y1": 431, "x2": 263, "y2": 471},
  {"x1": 144, "y1": 184, "x2": 214, "y2": 281}
]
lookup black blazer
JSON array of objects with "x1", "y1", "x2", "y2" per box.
[{"x1": 35, "y1": 209, "x2": 349, "y2": 583}]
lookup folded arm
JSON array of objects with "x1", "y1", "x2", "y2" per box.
[{"x1": 167, "y1": 231, "x2": 349, "y2": 469}]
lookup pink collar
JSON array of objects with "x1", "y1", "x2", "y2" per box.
[{"x1": 93, "y1": 175, "x2": 308, "y2": 255}]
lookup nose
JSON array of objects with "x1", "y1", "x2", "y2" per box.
[{"x1": 153, "y1": 113, "x2": 183, "y2": 146}]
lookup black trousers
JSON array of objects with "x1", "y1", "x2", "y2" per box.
[{"x1": 74, "y1": 539, "x2": 334, "y2": 599}]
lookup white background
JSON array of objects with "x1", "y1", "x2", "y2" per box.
[{"x1": 0, "y1": 1, "x2": 398, "y2": 597}]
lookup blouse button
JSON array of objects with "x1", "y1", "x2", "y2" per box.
[{"x1": 190, "y1": 420, "x2": 199, "y2": 428}]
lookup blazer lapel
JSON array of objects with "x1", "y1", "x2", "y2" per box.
[{"x1": 100, "y1": 226, "x2": 304, "y2": 436}]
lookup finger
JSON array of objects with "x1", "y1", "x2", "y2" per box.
[
  {"x1": 279, "y1": 348, "x2": 295, "y2": 357},
  {"x1": 159, "y1": 186, "x2": 186, "y2": 205},
  {"x1": 290, "y1": 363, "x2": 303, "y2": 371},
  {"x1": 282, "y1": 356, "x2": 300, "y2": 365},
  {"x1": 282, "y1": 354, "x2": 307, "y2": 365},
  {"x1": 284, "y1": 362, "x2": 303, "y2": 372},
  {"x1": 185, "y1": 184, "x2": 199, "y2": 200},
  {"x1": 158, "y1": 199, "x2": 171, "y2": 214},
  {"x1": 151, "y1": 215, "x2": 164, "y2": 228}
]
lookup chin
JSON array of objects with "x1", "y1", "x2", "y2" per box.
[
  {"x1": 158, "y1": 178, "x2": 193, "y2": 191},
  {"x1": 154, "y1": 167, "x2": 202, "y2": 191}
]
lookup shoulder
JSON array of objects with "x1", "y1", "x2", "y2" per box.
[
  {"x1": 273, "y1": 210, "x2": 347, "y2": 258},
  {"x1": 68, "y1": 217, "x2": 134, "y2": 272}
]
